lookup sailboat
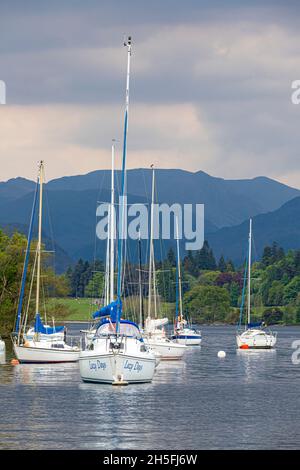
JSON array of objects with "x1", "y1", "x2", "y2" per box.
[
  {"x1": 143, "y1": 167, "x2": 187, "y2": 360},
  {"x1": 172, "y1": 218, "x2": 202, "y2": 346},
  {"x1": 79, "y1": 36, "x2": 156, "y2": 385},
  {"x1": 236, "y1": 219, "x2": 277, "y2": 349},
  {"x1": 137, "y1": 231, "x2": 161, "y2": 367},
  {"x1": 12, "y1": 161, "x2": 80, "y2": 363}
]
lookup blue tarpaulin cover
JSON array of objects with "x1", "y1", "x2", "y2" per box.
[
  {"x1": 92, "y1": 299, "x2": 120, "y2": 322},
  {"x1": 247, "y1": 321, "x2": 262, "y2": 328},
  {"x1": 34, "y1": 313, "x2": 64, "y2": 334}
]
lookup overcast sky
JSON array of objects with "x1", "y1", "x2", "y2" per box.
[{"x1": 1, "y1": 0, "x2": 300, "y2": 187}]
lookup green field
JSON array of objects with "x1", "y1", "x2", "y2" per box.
[
  {"x1": 46, "y1": 298, "x2": 95, "y2": 322},
  {"x1": 45, "y1": 297, "x2": 289, "y2": 325},
  {"x1": 45, "y1": 297, "x2": 176, "y2": 323}
]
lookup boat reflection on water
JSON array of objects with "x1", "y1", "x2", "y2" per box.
[
  {"x1": 12, "y1": 362, "x2": 78, "y2": 386},
  {"x1": 237, "y1": 348, "x2": 277, "y2": 383},
  {"x1": 0, "y1": 351, "x2": 6, "y2": 365},
  {"x1": 153, "y1": 359, "x2": 187, "y2": 384}
]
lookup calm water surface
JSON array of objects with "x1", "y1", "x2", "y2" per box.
[{"x1": 0, "y1": 325, "x2": 300, "y2": 449}]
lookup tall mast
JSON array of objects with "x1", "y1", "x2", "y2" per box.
[
  {"x1": 147, "y1": 165, "x2": 155, "y2": 320},
  {"x1": 109, "y1": 140, "x2": 115, "y2": 302},
  {"x1": 15, "y1": 177, "x2": 38, "y2": 337},
  {"x1": 116, "y1": 36, "x2": 132, "y2": 332},
  {"x1": 247, "y1": 218, "x2": 252, "y2": 326},
  {"x1": 152, "y1": 255, "x2": 157, "y2": 318},
  {"x1": 35, "y1": 161, "x2": 44, "y2": 317},
  {"x1": 138, "y1": 230, "x2": 144, "y2": 328},
  {"x1": 104, "y1": 217, "x2": 110, "y2": 305},
  {"x1": 176, "y1": 217, "x2": 183, "y2": 321}
]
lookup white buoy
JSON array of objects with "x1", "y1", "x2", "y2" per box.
[{"x1": 217, "y1": 350, "x2": 226, "y2": 358}]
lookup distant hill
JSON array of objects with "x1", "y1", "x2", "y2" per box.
[
  {"x1": 0, "y1": 168, "x2": 299, "y2": 268},
  {"x1": 0, "y1": 177, "x2": 35, "y2": 201},
  {"x1": 208, "y1": 196, "x2": 300, "y2": 265},
  {"x1": 46, "y1": 168, "x2": 300, "y2": 228}
]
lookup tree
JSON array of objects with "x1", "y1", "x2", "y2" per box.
[
  {"x1": 85, "y1": 272, "x2": 105, "y2": 298},
  {"x1": 218, "y1": 255, "x2": 227, "y2": 272},
  {"x1": 167, "y1": 247, "x2": 176, "y2": 267},
  {"x1": 261, "y1": 245, "x2": 272, "y2": 267},
  {"x1": 0, "y1": 230, "x2": 28, "y2": 336},
  {"x1": 184, "y1": 284, "x2": 231, "y2": 322},
  {"x1": 68, "y1": 259, "x2": 103, "y2": 297},
  {"x1": 262, "y1": 308, "x2": 284, "y2": 325},
  {"x1": 183, "y1": 250, "x2": 198, "y2": 277},
  {"x1": 226, "y1": 260, "x2": 235, "y2": 272},
  {"x1": 0, "y1": 229, "x2": 69, "y2": 336},
  {"x1": 196, "y1": 241, "x2": 217, "y2": 270},
  {"x1": 283, "y1": 276, "x2": 300, "y2": 304},
  {"x1": 267, "y1": 280, "x2": 284, "y2": 306},
  {"x1": 230, "y1": 282, "x2": 240, "y2": 307}
]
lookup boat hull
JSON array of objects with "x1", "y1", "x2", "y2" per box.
[
  {"x1": 13, "y1": 343, "x2": 80, "y2": 363},
  {"x1": 172, "y1": 334, "x2": 202, "y2": 346},
  {"x1": 145, "y1": 338, "x2": 186, "y2": 360},
  {"x1": 79, "y1": 351, "x2": 156, "y2": 384},
  {"x1": 236, "y1": 329, "x2": 277, "y2": 349}
]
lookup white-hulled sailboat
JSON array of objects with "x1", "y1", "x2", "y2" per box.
[
  {"x1": 79, "y1": 36, "x2": 156, "y2": 385},
  {"x1": 172, "y1": 218, "x2": 202, "y2": 346},
  {"x1": 236, "y1": 219, "x2": 277, "y2": 350},
  {"x1": 143, "y1": 167, "x2": 186, "y2": 360},
  {"x1": 12, "y1": 161, "x2": 80, "y2": 363}
]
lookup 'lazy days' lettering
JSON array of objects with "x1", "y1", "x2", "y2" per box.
[
  {"x1": 123, "y1": 360, "x2": 143, "y2": 373},
  {"x1": 89, "y1": 360, "x2": 107, "y2": 370}
]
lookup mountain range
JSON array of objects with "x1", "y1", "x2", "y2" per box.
[{"x1": 0, "y1": 169, "x2": 299, "y2": 270}]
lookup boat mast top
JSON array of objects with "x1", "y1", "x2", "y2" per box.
[
  {"x1": 116, "y1": 36, "x2": 132, "y2": 333},
  {"x1": 247, "y1": 218, "x2": 252, "y2": 326},
  {"x1": 148, "y1": 164, "x2": 155, "y2": 320},
  {"x1": 110, "y1": 140, "x2": 115, "y2": 303}
]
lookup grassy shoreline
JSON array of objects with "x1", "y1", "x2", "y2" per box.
[{"x1": 46, "y1": 297, "x2": 300, "y2": 326}]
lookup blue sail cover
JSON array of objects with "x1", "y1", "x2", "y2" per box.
[
  {"x1": 34, "y1": 313, "x2": 64, "y2": 334},
  {"x1": 247, "y1": 321, "x2": 262, "y2": 328},
  {"x1": 92, "y1": 299, "x2": 120, "y2": 322}
]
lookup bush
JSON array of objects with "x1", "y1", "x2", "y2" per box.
[
  {"x1": 184, "y1": 284, "x2": 231, "y2": 323},
  {"x1": 262, "y1": 307, "x2": 284, "y2": 325}
]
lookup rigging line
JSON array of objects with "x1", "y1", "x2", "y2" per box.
[
  {"x1": 123, "y1": 239, "x2": 137, "y2": 321},
  {"x1": 43, "y1": 169, "x2": 56, "y2": 275},
  {"x1": 21, "y1": 248, "x2": 38, "y2": 339},
  {"x1": 41, "y1": 271, "x2": 48, "y2": 326},
  {"x1": 252, "y1": 232, "x2": 259, "y2": 264},
  {"x1": 15, "y1": 177, "x2": 38, "y2": 334},
  {"x1": 91, "y1": 157, "x2": 110, "y2": 316}
]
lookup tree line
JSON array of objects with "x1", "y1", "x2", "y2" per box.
[{"x1": 1, "y1": 228, "x2": 300, "y2": 334}]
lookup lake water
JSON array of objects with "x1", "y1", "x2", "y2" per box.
[{"x1": 0, "y1": 325, "x2": 300, "y2": 449}]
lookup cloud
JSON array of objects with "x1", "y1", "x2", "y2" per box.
[
  {"x1": 1, "y1": 1, "x2": 300, "y2": 188},
  {"x1": 0, "y1": 103, "x2": 216, "y2": 180}
]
